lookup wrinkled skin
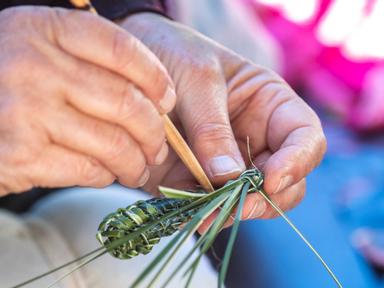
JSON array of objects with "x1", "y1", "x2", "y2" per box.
[
  {"x1": 122, "y1": 14, "x2": 327, "y2": 232},
  {"x1": 0, "y1": 7, "x2": 177, "y2": 195}
]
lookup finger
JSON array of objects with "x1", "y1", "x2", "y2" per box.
[
  {"x1": 226, "y1": 65, "x2": 325, "y2": 194},
  {"x1": 56, "y1": 52, "x2": 168, "y2": 165},
  {"x1": 197, "y1": 209, "x2": 221, "y2": 234},
  {"x1": 27, "y1": 144, "x2": 115, "y2": 188},
  {"x1": 206, "y1": 193, "x2": 266, "y2": 232},
  {"x1": 177, "y1": 62, "x2": 246, "y2": 186},
  {"x1": 51, "y1": 8, "x2": 176, "y2": 113},
  {"x1": 263, "y1": 91, "x2": 326, "y2": 195},
  {"x1": 45, "y1": 106, "x2": 149, "y2": 187},
  {"x1": 264, "y1": 115, "x2": 326, "y2": 195},
  {"x1": 259, "y1": 178, "x2": 306, "y2": 219}
]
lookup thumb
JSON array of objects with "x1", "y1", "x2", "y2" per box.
[{"x1": 176, "y1": 70, "x2": 245, "y2": 186}]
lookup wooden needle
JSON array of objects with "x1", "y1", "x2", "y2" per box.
[
  {"x1": 69, "y1": 0, "x2": 214, "y2": 192},
  {"x1": 162, "y1": 116, "x2": 214, "y2": 191}
]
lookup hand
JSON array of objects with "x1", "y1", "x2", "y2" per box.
[
  {"x1": 122, "y1": 14, "x2": 326, "y2": 230},
  {"x1": 0, "y1": 7, "x2": 176, "y2": 196}
]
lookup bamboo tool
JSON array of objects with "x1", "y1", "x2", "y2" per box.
[{"x1": 70, "y1": 0, "x2": 214, "y2": 192}]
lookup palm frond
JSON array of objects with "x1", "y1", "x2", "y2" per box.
[
  {"x1": 158, "y1": 186, "x2": 206, "y2": 199},
  {"x1": 11, "y1": 168, "x2": 342, "y2": 288}
]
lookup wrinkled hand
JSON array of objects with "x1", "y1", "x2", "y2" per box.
[
  {"x1": 122, "y1": 14, "x2": 326, "y2": 230},
  {"x1": 0, "y1": 7, "x2": 176, "y2": 195}
]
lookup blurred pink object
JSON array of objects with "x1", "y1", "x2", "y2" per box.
[{"x1": 242, "y1": 0, "x2": 384, "y2": 131}]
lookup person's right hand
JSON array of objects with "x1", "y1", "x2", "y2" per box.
[{"x1": 0, "y1": 7, "x2": 176, "y2": 196}]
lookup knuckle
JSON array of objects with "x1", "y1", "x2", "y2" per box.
[
  {"x1": 116, "y1": 85, "x2": 165, "y2": 145},
  {"x1": 258, "y1": 81, "x2": 289, "y2": 102},
  {"x1": 188, "y1": 58, "x2": 221, "y2": 82},
  {"x1": 118, "y1": 162, "x2": 147, "y2": 188},
  {"x1": 258, "y1": 66, "x2": 284, "y2": 83},
  {"x1": 111, "y1": 29, "x2": 137, "y2": 71},
  {"x1": 116, "y1": 83, "x2": 140, "y2": 121},
  {"x1": 146, "y1": 141, "x2": 166, "y2": 164},
  {"x1": 129, "y1": 166, "x2": 148, "y2": 187},
  {"x1": 91, "y1": 174, "x2": 115, "y2": 188},
  {"x1": 144, "y1": 143, "x2": 164, "y2": 164},
  {"x1": 153, "y1": 65, "x2": 167, "y2": 88},
  {"x1": 149, "y1": 65, "x2": 170, "y2": 100},
  {"x1": 77, "y1": 158, "x2": 104, "y2": 185},
  {"x1": 140, "y1": 121, "x2": 166, "y2": 164},
  {"x1": 143, "y1": 110, "x2": 165, "y2": 141},
  {"x1": 104, "y1": 126, "x2": 132, "y2": 163},
  {"x1": 149, "y1": 69, "x2": 169, "y2": 104},
  {"x1": 151, "y1": 108, "x2": 165, "y2": 130},
  {"x1": 254, "y1": 69, "x2": 289, "y2": 98},
  {"x1": 134, "y1": 157, "x2": 147, "y2": 176},
  {"x1": 191, "y1": 122, "x2": 234, "y2": 143}
]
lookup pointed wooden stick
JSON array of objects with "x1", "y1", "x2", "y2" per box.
[
  {"x1": 69, "y1": 0, "x2": 214, "y2": 192},
  {"x1": 163, "y1": 116, "x2": 214, "y2": 191},
  {"x1": 69, "y1": 0, "x2": 97, "y2": 13}
]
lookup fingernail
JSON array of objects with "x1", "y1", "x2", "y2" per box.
[
  {"x1": 154, "y1": 142, "x2": 168, "y2": 164},
  {"x1": 159, "y1": 86, "x2": 176, "y2": 113},
  {"x1": 247, "y1": 201, "x2": 266, "y2": 219},
  {"x1": 274, "y1": 175, "x2": 294, "y2": 194},
  {"x1": 208, "y1": 156, "x2": 242, "y2": 177},
  {"x1": 138, "y1": 168, "x2": 150, "y2": 187}
]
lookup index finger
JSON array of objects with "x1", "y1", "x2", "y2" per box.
[{"x1": 51, "y1": 8, "x2": 176, "y2": 113}]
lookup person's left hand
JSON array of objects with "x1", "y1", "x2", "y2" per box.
[{"x1": 121, "y1": 13, "x2": 326, "y2": 232}]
